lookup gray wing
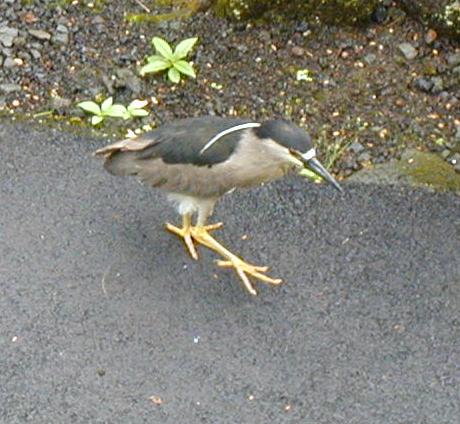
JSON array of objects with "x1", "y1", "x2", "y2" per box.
[{"x1": 94, "y1": 116, "x2": 252, "y2": 196}]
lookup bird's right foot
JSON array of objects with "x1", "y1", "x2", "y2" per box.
[{"x1": 165, "y1": 222, "x2": 223, "y2": 260}]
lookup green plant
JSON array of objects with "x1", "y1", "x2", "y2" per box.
[
  {"x1": 77, "y1": 98, "x2": 149, "y2": 125},
  {"x1": 140, "y1": 36, "x2": 198, "y2": 83}
]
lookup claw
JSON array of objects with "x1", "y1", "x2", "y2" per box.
[{"x1": 166, "y1": 220, "x2": 283, "y2": 296}]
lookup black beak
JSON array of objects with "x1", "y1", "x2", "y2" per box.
[{"x1": 302, "y1": 157, "x2": 344, "y2": 193}]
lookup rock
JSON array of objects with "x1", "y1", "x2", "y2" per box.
[
  {"x1": 2, "y1": 56, "x2": 16, "y2": 68},
  {"x1": 348, "y1": 141, "x2": 365, "y2": 154},
  {"x1": 441, "y1": 149, "x2": 451, "y2": 159},
  {"x1": 0, "y1": 83, "x2": 21, "y2": 93},
  {"x1": 350, "y1": 149, "x2": 460, "y2": 193},
  {"x1": 50, "y1": 96, "x2": 72, "y2": 110},
  {"x1": 447, "y1": 53, "x2": 460, "y2": 68},
  {"x1": 291, "y1": 46, "x2": 304, "y2": 56},
  {"x1": 0, "y1": 55, "x2": 2, "y2": 67},
  {"x1": 398, "y1": 42, "x2": 417, "y2": 60},
  {"x1": 28, "y1": 29, "x2": 52, "y2": 41},
  {"x1": 455, "y1": 126, "x2": 460, "y2": 140},
  {"x1": 0, "y1": 26, "x2": 18, "y2": 47},
  {"x1": 30, "y1": 49, "x2": 41, "y2": 60},
  {"x1": 450, "y1": 153, "x2": 460, "y2": 166},
  {"x1": 52, "y1": 25, "x2": 69, "y2": 45},
  {"x1": 430, "y1": 77, "x2": 444, "y2": 94},
  {"x1": 453, "y1": 66, "x2": 460, "y2": 75},
  {"x1": 425, "y1": 29, "x2": 437, "y2": 44},
  {"x1": 363, "y1": 53, "x2": 376, "y2": 65},
  {"x1": 413, "y1": 77, "x2": 433, "y2": 93},
  {"x1": 114, "y1": 68, "x2": 142, "y2": 94},
  {"x1": 358, "y1": 152, "x2": 372, "y2": 162}
]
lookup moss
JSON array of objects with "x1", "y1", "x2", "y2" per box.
[
  {"x1": 214, "y1": 0, "x2": 380, "y2": 25},
  {"x1": 126, "y1": 10, "x2": 191, "y2": 24},
  {"x1": 398, "y1": 150, "x2": 460, "y2": 192}
]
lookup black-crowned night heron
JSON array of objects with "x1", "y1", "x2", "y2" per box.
[{"x1": 95, "y1": 116, "x2": 343, "y2": 295}]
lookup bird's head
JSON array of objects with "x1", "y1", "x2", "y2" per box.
[{"x1": 255, "y1": 119, "x2": 343, "y2": 193}]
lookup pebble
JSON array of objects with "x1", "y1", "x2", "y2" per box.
[
  {"x1": 430, "y1": 77, "x2": 444, "y2": 94},
  {"x1": 29, "y1": 29, "x2": 52, "y2": 41},
  {"x1": 51, "y1": 96, "x2": 72, "y2": 110},
  {"x1": 0, "y1": 26, "x2": 19, "y2": 47},
  {"x1": 413, "y1": 77, "x2": 433, "y2": 93},
  {"x1": 348, "y1": 141, "x2": 365, "y2": 154},
  {"x1": 398, "y1": 43, "x2": 417, "y2": 60},
  {"x1": 0, "y1": 83, "x2": 21, "y2": 93},
  {"x1": 425, "y1": 29, "x2": 437, "y2": 44},
  {"x1": 358, "y1": 152, "x2": 372, "y2": 162},
  {"x1": 52, "y1": 25, "x2": 69, "y2": 45},
  {"x1": 3, "y1": 57, "x2": 16, "y2": 68},
  {"x1": 363, "y1": 53, "x2": 376, "y2": 65},
  {"x1": 291, "y1": 46, "x2": 304, "y2": 57},
  {"x1": 447, "y1": 53, "x2": 460, "y2": 67}
]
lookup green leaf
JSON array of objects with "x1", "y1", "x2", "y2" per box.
[
  {"x1": 168, "y1": 67, "x2": 181, "y2": 83},
  {"x1": 173, "y1": 60, "x2": 196, "y2": 78},
  {"x1": 140, "y1": 58, "x2": 171, "y2": 76},
  {"x1": 105, "y1": 104, "x2": 127, "y2": 118},
  {"x1": 77, "y1": 101, "x2": 101, "y2": 115},
  {"x1": 129, "y1": 108, "x2": 149, "y2": 117},
  {"x1": 100, "y1": 97, "x2": 113, "y2": 112},
  {"x1": 128, "y1": 99, "x2": 148, "y2": 110},
  {"x1": 147, "y1": 54, "x2": 166, "y2": 63},
  {"x1": 152, "y1": 37, "x2": 173, "y2": 60},
  {"x1": 91, "y1": 115, "x2": 104, "y2": 125},
  {"x1": 173, "y1": 37, "x2": 198, "y2": 60}
]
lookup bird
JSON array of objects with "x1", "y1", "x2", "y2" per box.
[{"x1": 95, "y1": 116, "x2": 343, "y2": 295}]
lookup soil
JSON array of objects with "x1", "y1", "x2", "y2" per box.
[{"x1": 1, "y1": 0, "x2": 459, "y2": 178}]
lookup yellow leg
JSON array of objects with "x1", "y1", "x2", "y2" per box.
[
  {"x1": 166, "y1": 214, "x2": 222, "y2": 260},
  {"x1": 166, "y1": 219, "x2": 282, "y2": 295}
]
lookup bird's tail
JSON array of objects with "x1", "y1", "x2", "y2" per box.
[{"x1": 94, "y1": 137, "x2": 151, "y2": 177}]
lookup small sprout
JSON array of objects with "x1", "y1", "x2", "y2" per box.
[
  {"x1": 77, "y1": 97, "x2": 150, "y2": 126},
  {"x1": 140, "y1": 36, "x2": 198, "y2": 84},
  {"x1": 124, "y1": 99, "x2": 150, "y2": 119},
  {"x1": 296, "y1": 69, "x2": 314, "y2": 82}
]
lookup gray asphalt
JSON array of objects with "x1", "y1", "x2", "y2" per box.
[{"x1": 1, "y1": 120, "x2": 459, "y2": 424}]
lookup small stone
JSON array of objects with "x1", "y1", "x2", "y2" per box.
[
  {"x1": 413, "y1": 77, "x2": 433, "y2": 93},
  {"x1": 51, "y1": 96, "x2": 71, "y2": 110},
  {"x1": 398, "y1": 42, "x2": 417, "y2": 60},
  {"x1": 441, "y1": 149, "x2": 451, "y2": 159},
  {"x1": 52, "y1": 31, "x2": 69, "y2": 45},
  {"x1": 358, "y1": 152, "x2": 372, "y2": 162},
  {"x1": 450, "y1": 153, "x2": 460, "y2": 165},
  {"x1": 447, "y1": 53, "x2": 460, "y2": 68},
  {"x1": 430, "y1": 77, "x2": 443, "y2": 94},
  {"x1": 30, "y1": 49, "x2": 41, "y2": 60},
  {"x1": 0, "y1": 83, "x2": 21, "y2": 93},
  {"x1": 348, "y1": 141, "x2": 365, "y2": 154},
  {"x1": 425, "y1": 29, "x2": 437, "y2": 44},
  {"x1": 455, "y1": 126, "x2": 460, "y2": 140},
  {"x1": 291, "y1": 46, "x2": 304, "y2": 57},
  {"x1": 363, "y1": 53, "x2": 376, "y2": 65},
  {"x1": 28, "y1": 29, "x2": 52, "y2": 41},
  {"x1": 453, "y1": 66, "x2": 460, "y2": 75},
  {"x1": 3, "y1": 57, "x2": 16, "y2": 68},
  {"x1": 0, "y1": 26, "x2": 19, "y2": 47},
  {"x1": 114, "y1": 68, "x2": 142, "y2": 94}
]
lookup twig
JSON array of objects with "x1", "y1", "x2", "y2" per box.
[
  {"x1": 101, "y1": 263, "x2": 114, "y2": 298},
  {"x1": 134, "y1": 0, "x2": 151, "y2": 13}
]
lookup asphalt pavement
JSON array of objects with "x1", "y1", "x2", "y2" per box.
[{"x1": 1, "y1": 120, "x2": 459, "y2": 423}]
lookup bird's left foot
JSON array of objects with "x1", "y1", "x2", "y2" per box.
[{"x1": 216, "y1": 258, "x2": 282, "y2": 296}]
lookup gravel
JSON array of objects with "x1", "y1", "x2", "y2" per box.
[{"x1": 0, "y1": 2, "x2": 459, "y2": 178}]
